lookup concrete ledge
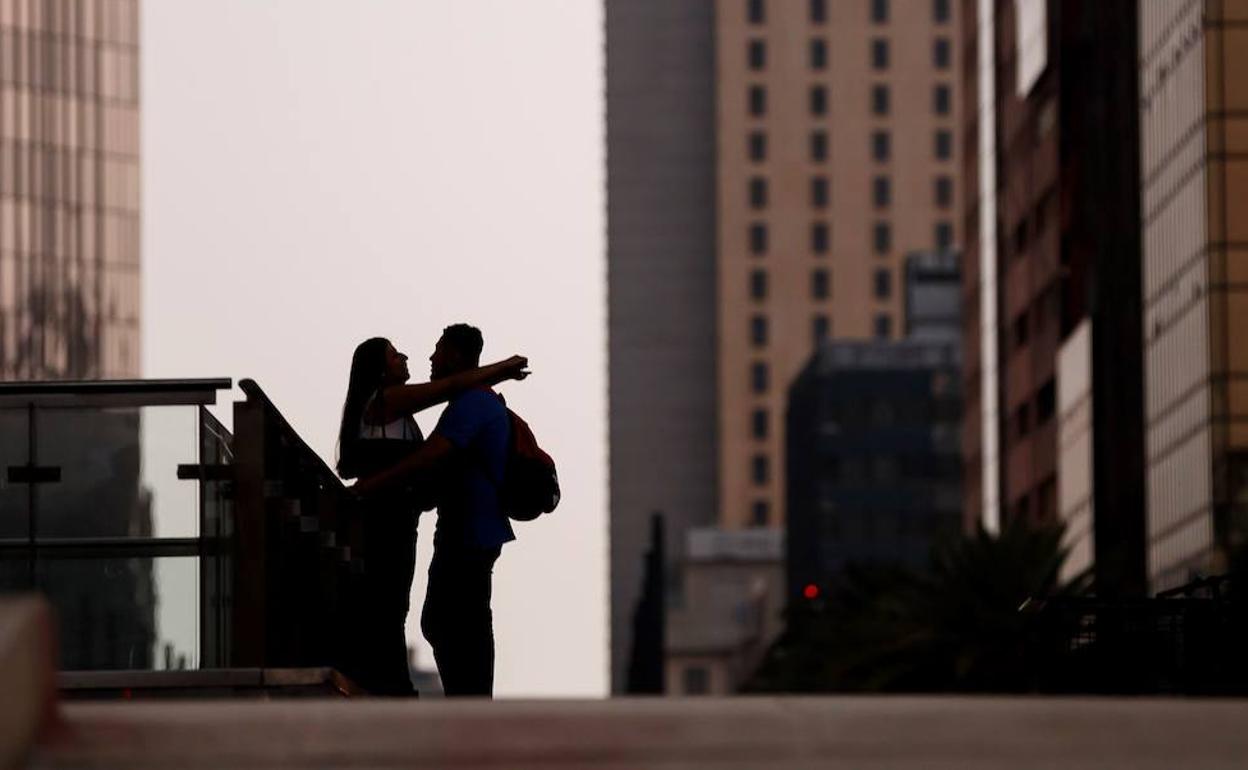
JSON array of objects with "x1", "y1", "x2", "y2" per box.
[
  {"x1": 59, "y1": 668, "x2": 363, "y2": 700},
  {"x1": 31, "y1": 696, "x2": 1248, "y2": 768},
  {"x1": 0, "y1": 596, "x2": 57, "y2": 769}
]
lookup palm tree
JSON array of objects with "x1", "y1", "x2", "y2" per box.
[{"x1": 744, "y1": 518, "x2": 1088, "y2": 693}]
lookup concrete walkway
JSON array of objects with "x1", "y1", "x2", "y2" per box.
[{"x1": 29, "y1": 696, "x2": 1248, "y2": 768}]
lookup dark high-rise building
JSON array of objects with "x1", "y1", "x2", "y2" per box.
[
  {"x1": 787, "y1": 253, "x2": 962, "y2": 598},
  {"x1": 960, "y1": 0, "x2": 1146, "y2": 594},
  {"x1": 606, "y1": 1, "x2": 719, "y2": 694},
  {"x1": 0, "y1": 0, "x2": 141, "y2": 380}
]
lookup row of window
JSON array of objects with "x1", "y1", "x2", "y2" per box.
[
  {"x1": 0, "y1": 34, "x2": 140, "y2": 103},
  {"x1": 746, "y1": 129, "x2": 954, "y2": 164},
  {"x1": 0, "y1": 199, "x2": 140, "y2": 263},
  {"x1": 746, "y1": 318, "x2": 899, "y2": 387},
  {"x1": 746, "y1": 0, "x2": 951, "y2": 25},
  {"x1": 746, "y1": 37, "x2": 952, "y2": 73},
  {"x1": 745, "y1": 220, "x2": 953, "y2": 255},
  {"x1": 746, "y1": 83, "x2": 953, "y2": 118},
  {"x1": 744, "y1": 175, "x2": 954, "y2": 210},
  {"x1": 745, "y1": 267, "x2": 894, "y2": 310},
  {"x1": 0, "y1": 96, "x2": 141, "y2": 156},
  {"x1": 0, "y1": 146, "x2": 141, "y2": 210},
  {"x1": 0, "y1": 0, "x2": 141, "y2": 47},
  {"x1": 1010, "y1": 379, "x2": 1057, "y2": 443}
]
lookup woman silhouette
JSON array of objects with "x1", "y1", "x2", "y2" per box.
[{"x1": 335, "y1": 336, "x2": 526, "y2": 694}]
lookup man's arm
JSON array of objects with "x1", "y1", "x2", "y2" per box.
[{"x1": 353, "y1": 434, "x2": 454, "y2": 497}]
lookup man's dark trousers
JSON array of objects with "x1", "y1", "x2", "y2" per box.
[{"x1": 421, "y1": 538, "x2": 501, "y2": 696}]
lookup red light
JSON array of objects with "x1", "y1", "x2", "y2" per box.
[{"x1": 803, "y1": 584, "x2": 819, "y2": 600}]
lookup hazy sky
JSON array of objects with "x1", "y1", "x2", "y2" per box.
[{"x1": 142, "y1": 0, "x2": 606, "y2": 697}]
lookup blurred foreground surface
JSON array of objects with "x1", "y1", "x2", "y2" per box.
[{"x1": 30, "y1": 696, "x2": 1248, "y2": 769}]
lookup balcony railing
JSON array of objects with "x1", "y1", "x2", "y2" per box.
[
  {"x1": 0, "y1": 378, "x2": 233, "y2": 671},
  {"x1": 0, "y1": 377, "x2": 363, "y2": 676}
]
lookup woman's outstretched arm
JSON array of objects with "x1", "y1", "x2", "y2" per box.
[{"x1": 370, "y1": 355, "x2": 527, "y2": 422}]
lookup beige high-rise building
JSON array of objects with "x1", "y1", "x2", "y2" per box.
[
  {"x1": 0, "y1": 0, "x2": 141, "y2": 380},
  {"x1": 1139, "y1": 0, "x2": 1248, "y2": 591},
  {"x1": 716, "y1": 0, "x2": 961, "y2": 532}
]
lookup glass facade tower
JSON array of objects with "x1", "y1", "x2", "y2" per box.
[{"x1": 0, "y1": 0, "x2": 141, "y2": 380}]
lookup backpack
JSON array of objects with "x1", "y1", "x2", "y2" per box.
[{"x1": 497, "y1": 402, "x2": 560, "y2": 521}]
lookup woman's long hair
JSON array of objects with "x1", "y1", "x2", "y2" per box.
[{"x1": 336, "y1": 337, "x2": 391, "y2": 479}]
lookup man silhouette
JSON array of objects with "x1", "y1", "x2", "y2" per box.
[{"x1": 359, "y1": 323, "x2": 513, "y2": 696}]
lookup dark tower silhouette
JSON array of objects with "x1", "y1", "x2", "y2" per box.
[{"x1": 626, "y1": 512, "x2": 665, "y2": 694}]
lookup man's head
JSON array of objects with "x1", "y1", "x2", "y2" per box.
[{"x1": 430, "y1": 323, "x2": 484, "y2": 380}]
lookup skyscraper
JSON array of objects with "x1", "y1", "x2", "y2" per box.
[
  {"x1": 0, "y1": 0, "x2": 141, "y2": 380},
  {"x1": 717, "y1": 0, "x2": 961, "y2": 534},
  {"x1": 961, "y1": 0, "x2": 1147, "y2": 595},
  {"x1": 0, "y1": 0, "x2": 148, "y2": 670},
  {"x1": 608, "y1": 0, "x2": 962, "y2": 693},
  {"x1": 1139, "y1": 0, "x2": 1248, "y2": 591},
  {"x1": 606, "y1": 1, "x2": 719, "y2": 694}
]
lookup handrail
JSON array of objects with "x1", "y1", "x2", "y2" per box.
[
  {"x1": 0, "y1": 378, "x2": 232, "y2": 408},
  {"x1": 237, "y1": 379, "x2": 345, "y2": 493}
]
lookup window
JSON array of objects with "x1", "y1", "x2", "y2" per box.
[
  {"x1": 810, "y1": 85, "x2": 828, "y2": 116},
  {"x1": 1014, "y1": 403, "x2": 1031, "y2": 439},
  {"x1": 933, "y1": 0, "x2": 950, "y2": 23},
  {"x1": 874, "y1": 314, "x2": 892, "y2": 339},
  {"x1": 1012, "y1": 312, "x2": 1029, "y2": 349},
  {"x1": 748, "y1": 39, "x2": 766, "y2": 70},
  {"x1": 748, "y1": 0, "x2": 765, "y2": 24},
  {"x1": 749, "y1": 176, "x2": 768, "y2": 209},
  {"x1": 933, "y1": 84, "x2": 951, "y2": 115},
  {"x1": 752, "y1": 362, "x2": 769, "y2": 393},
  {"x1": 752, "y1": 454, "x2": 770, "y2": 485},
  {"x1": 751, "y1": 500, "x2": 771, "y2": 527},
  {"x1": 873, "y1": 222, "x2": 891, "y2": 254},
  {"x1": 1013, "y1": 495, "x2": 1031, "y2": 523},
  {"x1": 810, "y1": 0, "x2": 827, "y2": 23},
  {"x1": 812, "y1": 269, "x2": 830, "y2": 299},
  {"x1": 872, "y1": 131, "x2": 890, "y2": 161},
  {"x1": 749, "y1": 85, "x2": 767, "y2": 116},
  {"x1": 752, "y1": 409, "x2": 769, "y2": 439},
  {"x1": 813, "y1": 315, "x2": 830, "y2": 344},
  {"x1": 935, "y1": 175, "x2": 953, "y2": 208},
  {"x1": 683, "y1": 666, "x2": 710, "y2": 695},
  {"x1": 935, "y1": 221, "x2": 953, "y2": 249},
  {"x1": 811, "y1": 222, "x2": 829, "y2": 254},
  {"x1": 872, "y1": 84, "x2": 890, "y2": 115},
  {"x1": 935, "y1": 129, "x2": 952, "y2": 160},
  {"x1": 1013, "y1": 219, "x2": 1029, "y2": 256},
  {"x1": 811, "y1": 177, "x2": 829, "y2": 208},
  {"x1": 873, "y1": 176, "x2": 891, "y2": 208},
  {"x1": 810, "y1": 38, "x2": 828, "y2": 69},
  {"x1": 749, "y1": 223, "x2": 768, "y2": 255},
  {"x1": 934, "y1": 37, "x2": 951, "y2": 69},
  {"x1": 874, "y1": 268, "x2": 892, "y2": 299},
  {"x1": 751, "y1": 315, "x2": 768, "y2": 347},
  {"x1": 872, "y1": 0, "x2": 889, "y2": 23},
  {"x1": 1037, "y1": 379, "x2": 1056, "y2": 424},
  {"x1": 749, "y1": 131, "x2": 767, "y2": 162},
  {"x1": 811, "y1": 131, "x2": 828, "y2": 162},
  {"x1": 871, "y1": 39, "x2": 889, "y2": 70},
  {"x1": 750, "y1": 269, "x2": 768, "y2": 301}
]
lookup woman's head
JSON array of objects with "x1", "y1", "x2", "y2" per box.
[{"x1": 336, "y1": 337, "x2": 407, "y2": 478}]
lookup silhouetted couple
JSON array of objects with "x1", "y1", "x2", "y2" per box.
[{"x1": 336, "y1": 324, "x2": 527, "y2": 697}]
